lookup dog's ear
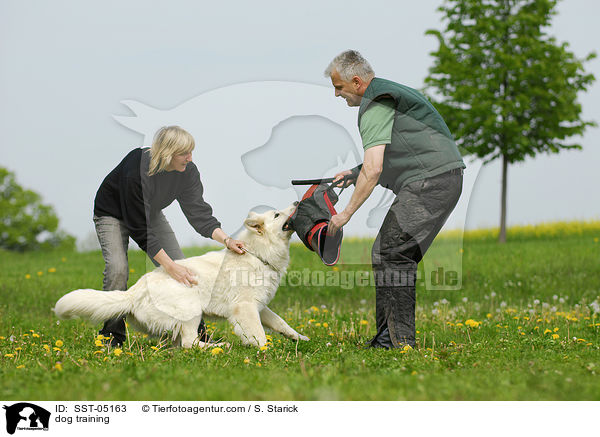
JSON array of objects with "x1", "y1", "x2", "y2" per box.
[{"x1": 244, "y1": 215, "x2": 265, "y2": 235}]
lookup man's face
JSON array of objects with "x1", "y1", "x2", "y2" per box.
[{"x1": 330, "y1": 69, "x2": 363, "y2": 107}]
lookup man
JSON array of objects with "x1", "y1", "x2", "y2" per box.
[{"x1": 325, "y1": 50, "x2": 465, "y2": 349}]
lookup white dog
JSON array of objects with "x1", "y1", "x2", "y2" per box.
[{"x1": 54, "y1": 204, "x2": 308, "y2": 348}]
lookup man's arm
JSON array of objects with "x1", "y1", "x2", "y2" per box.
[{"x1": 328, "y1": 144, "x2": 385, "y2": 235}]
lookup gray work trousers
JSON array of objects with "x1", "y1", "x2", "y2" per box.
[
  {"x1": 370, "y1": 169, "x2": 463, "y2": 348},
  {"x1": 93, "y1": 213, "x2": 184, "y2": 342}
]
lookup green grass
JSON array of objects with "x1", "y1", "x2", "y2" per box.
[{"x1": 1, "y1": 225, "x2": 599, "y2": 400}]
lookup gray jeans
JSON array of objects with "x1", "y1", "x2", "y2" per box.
[
  {"x1": 93, "y1": 213, "x2": 184, "y2": 341},
  {"x1": 370, "y1": 169, "x2": 463, "y2": 348}
]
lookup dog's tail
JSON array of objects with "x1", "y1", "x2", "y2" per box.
[{"x1": 53, "y1": 289, "x2": 133, "y2": 323}]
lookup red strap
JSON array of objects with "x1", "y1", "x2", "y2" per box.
[
  {"x1": 301, "y1": 184, "x2": 319, "y2": 201},
  {"x1": 306, "y1": 222, "x2": 327, "y2": 249},
  {"x1": 323, "y1": 192, "x2": 337, "y2": 216}
]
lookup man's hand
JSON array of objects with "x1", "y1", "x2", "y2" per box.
[
  {"x1": 332, "y1": 170, "x2": 355, "y2": 188},
  {"x1": 328, "y1": 210, "x2": 351, "y2": 236},
  {"x1": 164, "y1": 262, "x2": 198, "y2": 287}
]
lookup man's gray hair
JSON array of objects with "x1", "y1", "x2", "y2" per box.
[{"x1": 324, "y1": 50, "x2": 375, "y2": 81}]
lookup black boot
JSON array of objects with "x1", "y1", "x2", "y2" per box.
[
  {"x1": 197, "y1": 319, "x2": 223, "y2": 344},
  {"x1": 99, "y1": 317, "x2": 127, "y2": 347}
]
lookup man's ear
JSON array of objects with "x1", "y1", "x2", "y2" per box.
[{"x1": 244, "y1": 215, "x2": 264, "y2": 235}]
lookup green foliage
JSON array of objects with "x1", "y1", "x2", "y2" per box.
[
  {"x1": 425, "y1": 0, "x2": 596, "y2": 164},
  {"x1": 0, "y1": 167, "x2": 75, "y2": 252}
]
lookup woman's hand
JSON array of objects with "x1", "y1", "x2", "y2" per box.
[
  {"x1": 164, "y1": 262, "x2": 198, "y2": 287},
  {"x1": 225, "y1": 237, "x2": 246, "y2": 254}
]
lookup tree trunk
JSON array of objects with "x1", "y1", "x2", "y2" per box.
[{"x1": 499, "y1": 154, "x2": 508, "y2": 243}]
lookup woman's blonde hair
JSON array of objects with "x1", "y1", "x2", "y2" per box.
[{"x1": 148, "y1": 126, "x2": 195, "y2": 176}]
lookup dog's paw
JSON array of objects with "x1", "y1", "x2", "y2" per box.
[{"x1": 298, "y1": 334, "x2": 310, "y2": 342}]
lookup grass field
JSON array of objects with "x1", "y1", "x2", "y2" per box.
[{"x1": 1, "y1": 221, "x2": 599, "y2": 401}]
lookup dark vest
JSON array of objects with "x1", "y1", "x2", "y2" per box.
[{"x1": 358, "y1": 77, "x2": 465, "y2": 192}]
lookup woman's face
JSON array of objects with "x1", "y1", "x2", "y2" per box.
[{"x1": 167, "y1": 151, "x2": 193, "y2": 172}]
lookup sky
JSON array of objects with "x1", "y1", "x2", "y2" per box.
[{"x1": 1, "y1": 0, "x2": 599, "y2": 250}]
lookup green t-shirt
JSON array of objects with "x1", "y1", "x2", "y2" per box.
[{"x1": 359, "y1": 98, "x2": 395, "y2": 151}]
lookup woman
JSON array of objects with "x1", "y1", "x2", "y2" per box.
[{"x1": 93, "y1": 125, "x2": 245, "y2": 346}]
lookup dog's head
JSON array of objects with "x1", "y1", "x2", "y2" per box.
[{"x1": 243, "y1": 203, "x2": 297, "y2": 242}]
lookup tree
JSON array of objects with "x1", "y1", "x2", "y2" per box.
[
  {"x1": 0, "y1": 167, "x2": 75, "y2": 252},
  {"x1": 425, "y1": 0, "x2": 596, "y2": 242}
]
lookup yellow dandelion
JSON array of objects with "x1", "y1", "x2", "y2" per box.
[
  {"x1": 17, "y1": 365, "x2": 25, "y2": 369},
  {"x1": 544, "y1": 329, "x2": 552, "y2": 335},
  {"x1": 322, "y1": 322, "x2": 329, "y2": 328},
  {"x1": 150, "y1": 346, "x2": 159, "y2": 351},
  {"x1": 55, "y1": 340, "x2": 64, "y2": 348},
  {"x1": 32, "y1": 333, "x2": 39, "y2": 338},
  {"x1": 402, "y1": 344, "x2": 413, "y2": 351},
  {"x1": 243, "y1": 358, "x2": 250, "y2": 364},
  {"x1": 94, "y1": 350, "x2": 104, "y2": 355},
  {"x1": 315, "y1": 323, "x2": 321, "y2": 327},
  {"x1": 0, "y1": 336, "x2": 5, "y2": 340},
  {"x1": 551, "y1": 334, "x2": 559, "y2": 340},
  {"x1": 37, "y1": 271, "x2": 43, "y2": 276},
  {"x1": 359, "y1": 320, "x2": 369, "y2": 325},
  {"x1": 129, "y1": 268, "x2": 135, "y2": 273},
  {"x1": 54, "y1": 362, "x2": 63, "y2": 372},
  {"x1": 53, "y1": 347, "x2": 61, "y2": 352},
  {"x1": 486, "y1": 313, "x2": 492, "y2": 319},
  {"x1": 308, "y1": 319, "x2": 316, "y2": 323},
  {"x1": 94, "y1": 340, "x2": 104, "y2": 347},
  {"x1": 265, "y1": 335, "x2": 273, "y2": 341},
  {"x1": 465, "y1": 319, "x2": 480, "y2": 328},
  {"x1": 553, "y1": 327, "x2": 559, "y2": 332},
  {"x1": 48, "y1": 267, "x2": 56, "y2": 273},
  {"x1": 594, "y1": 237, "x2": 599, "y2": 243},
  {"x1": 25, "y1": 274, "x2": 31, "y2": 279},
  {"x1": 61, "y1": 257, "x2": 67, "y2": 262},
  {"x1": 456, "y1": 323, "x2": 464, "y2": 327},
  {"x1": 256, "y1": 362, "x2": 262, "y2": 367},
  {"x1": 14, "y1": 347, "x2": 22, "y2": 351},
  {"x1": 4, "y1": 353, "x2": 14, "y2": 358},
  {"x1": 259, "y1": 346, "x2": 268, "y2": 352},
  {"x1": 577, "y1": 338, "x2": 587, "y2": 343},
  {"x1": 411, "y1": 370, "x2": 418, "y2": 375},
  {"x1": 42, "y1": 345, "x2": 50, "y2": 352},
  {"x1": 311, "y1": 306, "x2": 320, "y2": 312},
  {"x1": 113, "y1": 348, "x2": 123, "y2": 356},
  {"x1": 211, "y1": 347, "x2": 224, "y2": 356}
]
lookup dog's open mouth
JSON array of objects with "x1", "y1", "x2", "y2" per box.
[{"x1": 282, "y1": 220, "x2": 292, "y2": 232}]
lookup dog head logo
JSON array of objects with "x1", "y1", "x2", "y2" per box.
[
  {"x1": 3, "y1": 403, "x2": 50, "y2": 435},
  {"x1": 113, "y1": 80, "x2": 482, "y2": 289}
]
